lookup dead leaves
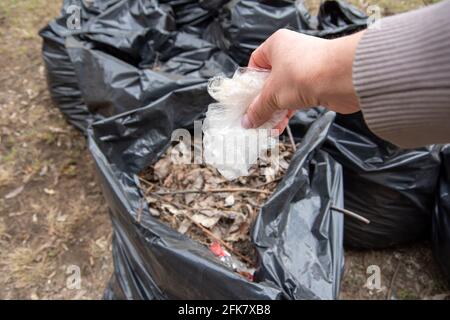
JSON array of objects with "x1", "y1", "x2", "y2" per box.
[
  {"x1": 4, "y1": 185, "x2": 24, "y2": 199},
  {"x1": 140, "y1": 142, "x2": 294, "y2": 268},
  {"x1": 43, "y1": 188, "x2": 56, "y2": 195}
]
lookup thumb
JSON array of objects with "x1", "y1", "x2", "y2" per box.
[{"x1": 241, "y1": 81, "x2": 279, "y2": 129}]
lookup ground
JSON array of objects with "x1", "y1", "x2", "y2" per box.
[
  {"x1": 0, "y1": 0, "x2": 112, "y2": 299},
  {"x1": 0, "y1": 0, "x2": 447, "y2": 300}
]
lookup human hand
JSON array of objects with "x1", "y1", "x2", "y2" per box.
[{"x1": 241, "y1": 29, "x2": 364, "y2": 132}]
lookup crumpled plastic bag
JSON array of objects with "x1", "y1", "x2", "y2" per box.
[{"x1": 203, "y1": 68, "x2": 286, "y2": 180}]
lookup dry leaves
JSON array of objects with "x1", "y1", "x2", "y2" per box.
[
  {"x1": 4, "y1": 185, "x2": 24, "y2": 199},
  {"x1": 139, "y1": 142, "x2": 294, "y2": 269}
]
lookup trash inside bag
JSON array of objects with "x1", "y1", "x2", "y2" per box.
[
  {"x1": 433, "y1": 145, "x2": 450, "y2": 284},
  {"x1": 139, "y1": 140, "x2": 296, "y2": 274},
  {"x1": 203, "y1": 68, "x2": 286, "y2": 180},
  {"x1": 89, "y1": 102, "x2": 344, "y2": 299}
]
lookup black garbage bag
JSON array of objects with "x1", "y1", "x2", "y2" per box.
[
  {"x1": 324, "y1": 113, "x2": 441, "y2": 249},
  {"x1": 212, "y1": 0, "x2": 368, "y2": 65},
  {"x1": 160, "y1": 0, "x2": 230, "y2": 35},
  {"x1": 433, "y1": 145, "x2": 450, "y2": 283},
  {"x1": 39, "y1": 0, "x2": 231, "y2": 132},
  {"x1": 289, "y1": 109, "x2": 441, "y2": 249},
  {"x1": 89, "y1": 100, "x2": 345, "y2": 299},
  {"x1": 40, "y1": 0, "x2": 174, "y2": 131},
  {"x1": 40, "y1": 0, "x2": 368, "y2": 131},
  {"x1": 65, "y1": 33, "x2": 236, "y2": 118},
  {"x1": 39, "y1": 0, "x2": 94, "y2": 131}
]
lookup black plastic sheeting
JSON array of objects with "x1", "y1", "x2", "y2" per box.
[
  {"x1": 89, "y1": 103, "x2": 344, "y2": 299},
  {"x1": 324, "y1": 113, "x2": 441, "y2": 249},
  {"x1": 40, "y1": 0, "x2": 368, "y2": 132},
  {"x1": 40, "y1": 0, "x2": 231, "y2": 131},
  {"x1": 289, "y1": 109, "x2": 441, "y2": 249},
  {"x1": 209, "y1": 0, "x2": 368, "y2": 65},
  {"x1": 433, "y1": 145, "x2": 450, "y2": 284}
]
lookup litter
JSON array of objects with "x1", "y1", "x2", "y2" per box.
[
  {"x1": 139, "y1": 141, "x2": 295, "y2": 271},
  {"x1": 203, "y1": 68, "x2": 287, "y2": 180}
]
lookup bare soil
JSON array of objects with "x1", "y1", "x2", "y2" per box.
[
  {"x1": 0, "y1": 0, "x2": 112, "y2": 300},
  {"x1": 0, "y1": 0, "x2": 447, "y2": 300}
]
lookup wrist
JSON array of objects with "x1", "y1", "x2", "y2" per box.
[{"x1": 317, "y1": 31, "x2": 364, "y2": 114}]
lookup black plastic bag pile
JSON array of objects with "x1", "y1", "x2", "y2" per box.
[
  {"x1": 290, "y1": 109, "x2": 442, "y2": 249},
  {"x1": 324, "y1": 112, "x2": 441, "y2": 249},
  {"x1": 40, "y1": 0, "x2": 450, "y2": 298},
  {"x1": 40, "y1": 0, "x2": 368, "y2": 131}
]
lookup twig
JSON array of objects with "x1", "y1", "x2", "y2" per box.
[
  {"x1": 138, "y1": 176, "x2": 154, "y2": 187},
  {"x1": 154, "y1": 188, "x2": 271, "y2": 196},
  {"x1": 254, "y1": 177, "x2": 282, "y2": 188},
  {"x1": 387, "y1": 260, "x2": 402, "y2": 300},
  {"x1": 330, "y1": 206, "x2": 370, "y2": 224},
  {"x1": 136, "y1": 199, "x2": 143, "y2": 224},
  {"x1": 152, "y1": 193, "x2": 254, "y2": 266},
  {"x1": 285, "y1": 124, "x2": 297, "y2": 151},
  {"x1": 138, "y1": 176, "x2": 157, "y2": 193},
  {"x1": 145, "y1": 196, "x2": 242, "y2": 216}
]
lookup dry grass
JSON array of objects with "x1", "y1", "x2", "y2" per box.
[
  {"x1": 0, "y1": 166, "x2": 14, "y2": 185},
  {"x1": 5, "y1": 247, "x2": 51, "y2": 289},
  {"x1": 46, "y1": 206, "x2": 71, "y2": 238}
]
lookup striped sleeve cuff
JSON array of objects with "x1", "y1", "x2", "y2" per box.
[{"x1": 353, "y1": 0, "x2": 450, "y2": 148}]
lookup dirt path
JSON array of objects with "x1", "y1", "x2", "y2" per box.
[{"x1": 0, "y1": 0, "x2": 447, "y2": 300}]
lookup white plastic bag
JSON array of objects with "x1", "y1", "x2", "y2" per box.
[{"x1": 202, "y1": 68, "x2": 287, "y2": 180}]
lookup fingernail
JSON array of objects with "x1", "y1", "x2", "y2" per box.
[{"x1": 241, "y1": 114, "x2": 253, "y2": 129}]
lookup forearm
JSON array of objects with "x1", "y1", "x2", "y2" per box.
[
  {"x1": 243, "y1": 2, "x2": 450, "y2": 148},
  {"x1": 353, "y1": 0, "x2": 450, "y2": 148}
]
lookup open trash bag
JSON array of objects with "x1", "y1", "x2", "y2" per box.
[{"x1": 89, "y1": 102, "x2": 344, "y2": 299}]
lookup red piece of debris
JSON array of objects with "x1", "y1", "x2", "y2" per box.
[{"x1": 209, "y1": 241, "x2": 229, "y2": 258}]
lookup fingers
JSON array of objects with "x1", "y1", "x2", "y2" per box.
[
  {"x1": 248, "y1": 41, "x2": 271, "y2": 70},
  {"x1": 241, "y1": 77, "x2": 298, "y2": 130},
  {"x1": 272, "y1": 116, "x2": 290, "y2": 135},
  {"x1": 286, "y1": 110, "x2": 296, "y2": 119},
  {"x1": 241, "y1": 80, "x2": 279, "y2": 129},
  {"x1": 244, "y1": 29, "x2": 301, "y2": 130},
  {"x1": 244, "y1": 42, "x2": 274, "y2": 128},
  {"x1": 273, "y1": 110, "x2": 296, "y2": 134}
]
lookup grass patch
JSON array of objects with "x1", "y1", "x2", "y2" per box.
[
  {"x1": 0, "y1": 165, "x2": 14, "y2": 184},
  {"x1": 0, "y1": 0, "x2": 60, "y2": 29},
  {"x1": 1, "y1": 146, "x2": 18, "y2": 164},
  {"x1": 5, "y1": 247, "x2": 51, "y2": 289}
]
